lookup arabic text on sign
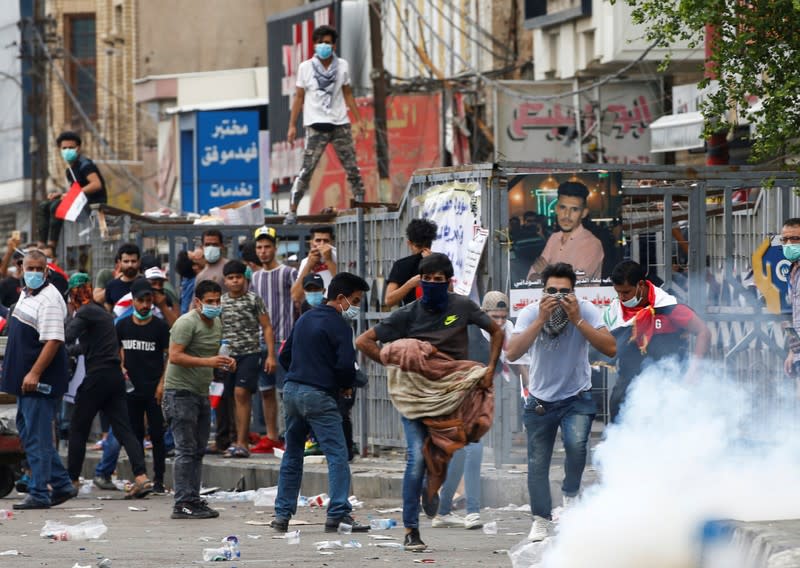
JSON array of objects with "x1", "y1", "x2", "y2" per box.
[
  {"x1": 201, "y1": 142, "x2": 259, "y2": 167},
  {"x1": 209, "y1": 182, "x2": 255, "y2": 198},
  {"x1": 210, "y1": 119, "x2": 250, "y2": 140}
]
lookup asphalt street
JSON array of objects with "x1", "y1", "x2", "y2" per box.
[{"x1": 0, "y1": 490, "x2": 536, "y2": 567}]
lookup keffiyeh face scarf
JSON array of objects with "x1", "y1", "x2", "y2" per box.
[
  {"x1": 311, "y1": 54, "x2": 339, "y2": 112},
  {"x1": 69, "y1": 283, "x2": 93, "y2": 309},
  {"x1": 540, "y1": 291, "x2": 569, "y2": 350}
]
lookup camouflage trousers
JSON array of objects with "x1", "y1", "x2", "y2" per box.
[{"x1": 291, "y1": 123, "x2": 365, "y2": 205}]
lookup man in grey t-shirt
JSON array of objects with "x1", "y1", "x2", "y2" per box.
[{"x1": 506, "y1": 262, "x2": 616, "y2": 543}]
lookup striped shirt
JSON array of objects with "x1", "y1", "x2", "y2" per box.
[
  {"x1": 13, "y1": 283, "x2": 67, "y2": 342},
  {"x1": 790, "y1": 264, "x2": 800, "y2": 363},
  {"x1": 251, "y1": 264, "x2": 297, "y2": 342}
]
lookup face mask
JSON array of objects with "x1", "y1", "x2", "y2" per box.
[
  {"x1": 133, "y1": 308, "x2": 152, "y2": 320},
  {"x1": 341, "y1": 297, "x2": 360, "y2": 321},
  {"x1": 305, "y1": 291, "x2": 324, "y2": 307},
  {"x1": 204, "y1": 246, "x2": 221, "y2": 264},
  {"x1": 201, "y1": 304, "x2": 222, "y2": 319},
  {"x1": 244, "y1": 266, "x2": 253, "y2": 280},
  {"x1": 24, "y1": 271, "x2": 46, "y2": 290},
  {"x1": 420, "y1": 280, "x2": 449, "y2": 312},
  {"x1": 315, "y1": 43, "x2": 333, "y2": 59},
  {"x1": 783, "y1": 244, "x2": 800, "y2": 262},
  {"x1": 61, "y1": 148, "x2": 78, "y2": 163},
  {"x1": 621, "y1": 285, "x2": 642, "y2": 308}
]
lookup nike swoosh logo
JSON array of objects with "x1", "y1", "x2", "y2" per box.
[{"x1": 444, "y1": 315, "x2": 459, "y2": 326}]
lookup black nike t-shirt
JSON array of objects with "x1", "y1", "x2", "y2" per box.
[
  {"x1": 116, "y1": 315, "x2": 170, "y2": 398},
  {"x1": 386, "y1": 253, "x2": 423, "y2": 306},
  {"x1": 373, "y1": 292, "x2": 493, "y2": 360}
]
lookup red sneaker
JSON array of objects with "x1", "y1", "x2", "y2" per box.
[
  {"x1": 250, "y1": 436, "x2": 275, "y2": 454},
  {"x1": 248, "y1": 432, "x2": 261, "y2": 445}
]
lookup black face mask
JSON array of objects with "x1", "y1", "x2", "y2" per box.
[{"x1": 420, "y1": 280, "x2": 449, "y2": 311}]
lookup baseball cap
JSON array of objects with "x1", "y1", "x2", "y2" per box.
[
  {"x1": 254, "y1": 226, "x2": 277, "y2": 242},
  {"x1": 302, "y1": 273, "x2": 324, "y2": 290},
  {"x1": 67, "y1": 272, "x2": 90, "y2": 291},
  {"x1": 144, "y1": 267, "x2": 167, "y2": 280},
  {"x1": 131, "y1": 278, "x2": 154, "y2": 299},
  {"x1": 481, "y1": 291, "x2": 509, "y2": 311}
]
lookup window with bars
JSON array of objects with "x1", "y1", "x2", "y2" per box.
[{"x1": 65, "y1": 14, "x2": 97, "y2": 123}]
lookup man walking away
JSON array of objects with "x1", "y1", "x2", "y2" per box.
[{"x1": 271, "y1": 273, "x2": 370, "y2": 533}]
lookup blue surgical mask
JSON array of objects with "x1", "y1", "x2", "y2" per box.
[
  {"x1": 621, "y1": 284, "x2": 642, "y2": 308},
  {"x1": 420, "y1": 280, "x2": 449, "y2": 312},
  {"x1": 133, "y1": 308, "x2": 152, "y2": 320},
  {"x1": 244, "y1": 266, "x2": 253, "y2": 280},
  {"x1": 305, "y1": 291, "x2": 324, "y2": 307},
  {"x1": 201, "y1": 304, "x2": 222, "y2": 319},
  {"x1": 783, "y1": 244, "x2": 800, "y2": 262},
  {"x1": 204, "y1": 246, "x2": 221, "y2": 264},
  {"x1": 341, "y1": 297, "x2": 360, "y2": 321},
  {"x1": 315, "y1": 43, "x2": 333, "y2": 59},
  {"x1": 61, "y1": 148, "x2": 78, "y2": 163},
  {"x1": 24, "y1": 271, "x2": 46, "y2": 290}
]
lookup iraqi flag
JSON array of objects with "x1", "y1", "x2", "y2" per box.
[{"x1": 55, "y1": 181, "x2": 88, "y2": 222}]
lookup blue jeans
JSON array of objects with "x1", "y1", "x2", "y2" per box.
[
  {"x1": 162, "y1": 390, "x2": 211, "y2": 506},
  {"x1": 401, "y1": 416, "x2": 428, "y2": 529},
  {"x1": 16, "y1": 396, "x2": 73, "y2": 504},
  {"x1": 95, "y1": 428, "x2": 120, "y2": 478},
  {"x1": 523, "y1": 391, "x2": 596, "y2": 519},
  {"x1": 274, "y1": 381, "x2": 351, "y2": 520},
  {"x1": 438, "y1": 440, "x2": 484, "y2": 515}
]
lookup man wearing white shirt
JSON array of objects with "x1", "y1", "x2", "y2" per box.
[
  {"x1": 284, "y1": 25, "x2": 365, "y2": 224},
  {"x1": 291, "y1": 226, "x2": 337, "y2": 305}
]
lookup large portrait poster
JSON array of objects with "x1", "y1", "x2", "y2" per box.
[{"x1": 508, "y1": 171, "x2": 623, "y2": 316}]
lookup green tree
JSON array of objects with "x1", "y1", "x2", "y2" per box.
[{"x1": 621, "y1": 0, "x2": 800, "y2": 165}]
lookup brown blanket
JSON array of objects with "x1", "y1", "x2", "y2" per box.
[{"x1": 380, "y1": 338, "x2": 494, "y2": 504}]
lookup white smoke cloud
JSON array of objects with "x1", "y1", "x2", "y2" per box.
[{"x1": 533, "y1": 359, "x2": 800, "y2": 568}]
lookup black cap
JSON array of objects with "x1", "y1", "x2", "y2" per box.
[
  {"x1": 130, "y1": 278, "x2": 154, "y2": 299},
  {"x1": 302, "y1": 273, "x2": 324, "y2": 290}
]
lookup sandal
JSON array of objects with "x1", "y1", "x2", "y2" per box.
[
  {"x1": 223, "y1": 445, "x2": 250, "y2": 459},
  {"x1": 125, "y1": 478, "x2": 154, "y2": 499}
]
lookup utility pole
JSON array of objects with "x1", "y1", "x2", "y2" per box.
[
  {"x1": 368, "y1": 0, "x2": 390, "y2": 203},
  {"x1": 22, "y1": 0, "x2": 50, "y2": 242}
]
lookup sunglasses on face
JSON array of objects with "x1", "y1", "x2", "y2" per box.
[
  {"x1": 544, "y1": 287, "x2": 572, "y2": 295},
  {"x1": 780, "y1": 236, "x2": 800, "y2": 244}
]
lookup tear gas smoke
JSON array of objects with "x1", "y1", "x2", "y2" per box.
[{"x1": 532, "y1": 359, "x2": 800, "y2": 568}]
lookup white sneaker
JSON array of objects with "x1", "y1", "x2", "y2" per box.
[
  {"x1": 431, "y1": 512, "x2": 464, "y2": 528},
  {"x1": 562, "y1": 494, "x2": 577, "y2": 508},
  {"x1": 527, "y1": 516, "x2": 552, "y2": 542},
  {"x1": 463, "y1": 512, "x2": 483, "y2": 530}
]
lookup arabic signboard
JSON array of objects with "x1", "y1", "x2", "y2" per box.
[
  {"x1": 495, "y1": 80, "x2": 663, "y2": 165},
  {"x1": 196, "y1": 110, "x2": 260, "y2": 213},
  {"x1": 509, "y1": 286, "x2": 616, "y2": 318}
]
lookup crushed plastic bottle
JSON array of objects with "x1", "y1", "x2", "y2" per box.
[
  {"x1": 285, "y1": 530, "x2": 300, "y2": 545},
  {"x1": 40, "y1": 518, "x2": 108, "y2": 541},
  {"x1": 337, "y1": 522, "x2": 352, "y2": 535},
  {"x1": 369, "y1": 518, "x2": 397, "y2": 530},
  {"x1": 202, "y1": 535, "x2": 240, "y2": 561},
  {"x1": 482, "y1": 521, "x2": 498, "y2": 535},
  {"x1": 315, "y1": 540, "x2": 344, "y2": 550},
  {"x1": 0, "y1": 509, "x2": 13, "y2": 520}
]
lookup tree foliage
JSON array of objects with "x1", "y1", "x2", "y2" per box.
[{"x1": 622, "y1": 0, "x2": 800, "y2": 165}]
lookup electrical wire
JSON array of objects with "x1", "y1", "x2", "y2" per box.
[
  {"x1": 438, "y1": 0, "x2": 515, "y2": 58},
  {"x1": 404, "y1": 0, "x2": 661, "y2": 103},
  {"x1": 424, "y1": 0, "x2": 509, "y2": 63},
  {"x1": 369, "y1": 0, "x2": 428, "y2": 80}
]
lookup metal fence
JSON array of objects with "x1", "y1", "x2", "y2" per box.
[
  {"x1": 55, "y1": 163, "x2": 800, "y2": 465},
  {"x1": 342, "y1": 162, "x2": 800, "y2": 464}
]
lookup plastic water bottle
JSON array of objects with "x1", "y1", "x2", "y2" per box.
[
  {"x1": 218, "y1": 340, "x2": 231, "y2": 371},
  {"x1": 0, "y1": 509, "x2": 13, "y2": 520},
  {"x1": 35, "y1": 383, "x2": 52, "y2": 395},
  {"x1": 369, "y1": 518, "x2": 397, "y2": 530}
]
